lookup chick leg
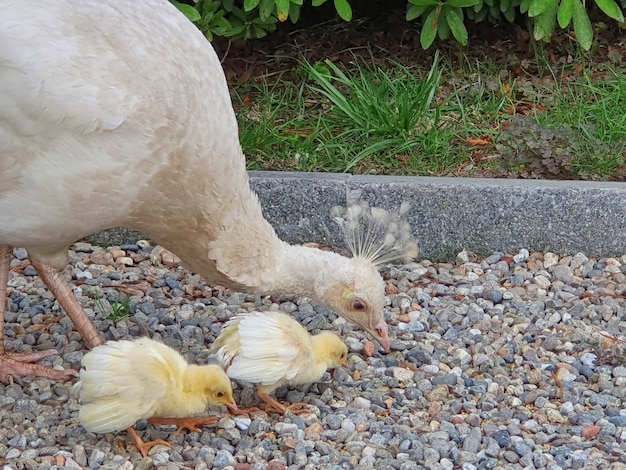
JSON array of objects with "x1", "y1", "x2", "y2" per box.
[
  {"x1": 29, "y1": 256, "x2": 104, "y2": 349},
  {"x1": 0, "y1": 245, "x2": 75, "y2": 384},
  {"x1": 126, "y1": 427, "x2": 171, "y2": 458},
  {"x1": 148, "y1": 416, "x2": 220, "y2": 437}
]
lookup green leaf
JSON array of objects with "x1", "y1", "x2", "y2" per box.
[
  {"x1": 291, "y1": 0, "x2": 304, "y2": 5},
  {"x1": 222, "y1": 0, "x2": 234, "y2": 11},
  {"x1": 407, "y1": 4, "x2": 429, "y2": 20},
  {"x1": 275, "y1": 0, "x2": 290, "y2": 21},
  {"x1": 500, "y1": 0, "x2": 510, "y2": 12},
  {"x1": 533, "y1": 0, "x2": 557, "y2": 40},
  {"x1": 288, "y1": 1, "x2": 301, "y2": 22},
  {"x1": 437, "y1": 10, "x2": 451, "y2": 40},
  {"x1": 312, "y1": 0, "x2": 328, "y2": 5},
  {"x1": 409, "y1": 0, "x2": 441, "y2": 5},
  {"x1": 420, "y1": 7, "x2": 439, "y2": 49},
  {"x1": 557, "y1": 0, "x2": 574, "y2": 27},
  {"x1": 448, "y1": 0, "x2": 480, "y2": 7},
  {"x1": 173, "y1": 2, "x2": 201, "y2": 21},
  {"x1": 503, "y1": 3, "x2": 516, "y2": 20},
  {"x1": 244, "y1": 0, "x2": 261, "y2": 11},
  {"x1": 259, "y1": 0, "x2": 274, "y2": 19},
  {"x1": 445, "y1": 8, "x2": 469, "y2": 45},
  {"x1": 528, "y1": 0, "x2": 553, "y2": 17},
  {"x1": 594, "y1": 0, "x2": 624, "y2": 20},
  {"x1": 334, "y1": 0, "x2": 353, "y2": 21},
  {"x1": 573, "y1": 0, "x2": 593, "y2": 49},
  {"x1": 520, "y1": 0, "x2": 531, "y2": 12}
]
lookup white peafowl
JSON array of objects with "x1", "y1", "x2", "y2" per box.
[{"x1": 0, "y1": 0, "x2": 417, "y2": 383}]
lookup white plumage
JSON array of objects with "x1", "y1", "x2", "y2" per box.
[
  {"x1": 211, "y1": 311, "x2": 348, "y2": 414},
  {"x1": 0, "y1": 0, "x2": 398, "y2": 382}
]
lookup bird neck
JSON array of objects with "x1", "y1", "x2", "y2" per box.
[{"x1": 253, "y1": 243, "x2": 346, "y2": 298}]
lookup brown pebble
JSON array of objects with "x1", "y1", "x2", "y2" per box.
[
  {"x1": 353, "y1": 370, "x2": 361, "y2": 380},
  {"x1": 428, "y1": 400, "x2": 442, "y2": 417},
  {"x1": 385, "y1": 283, "x2": 399, "y2": 295},
  {"x1": 582, "y1": 425, "x2": 601, "y2": 439},
  {"x1": 305, "y1": 422, "x2": 324, "y2": 438},
  {"x1": 281, "y1": 438, "x2": 300, "y2": 450},
  {"x1": 397, "y1": 314, "x2": 410, "y2": 323},
  {"x1": 235, "y1": 464, "x2": 252, "y2": 470},
  {"x1": 363, "y1": 341, "x2": 376, "y2": 357}
]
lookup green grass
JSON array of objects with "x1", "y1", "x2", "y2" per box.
[
  {"x1": 232, "y1": 49, "x2": 626, "y2": 181},
  {"x1": 94, "y1": 292, "x2": 132, "y2": 323}
]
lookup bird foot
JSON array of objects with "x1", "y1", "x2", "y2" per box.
[
  {"x1": 148, "y1": 416, "x2": 220, "y2": 437},
  {"x1": 126, "y1": 427, "x2": 171, "y2": 457},
  {"x1": 228, "y1": 406, "x2": 264, "y2": 416},
  {"x1": 0, "y1": 350, "x2": 77, "y2": 384},
  {"x1": 270, "y1": 402, "x2": 310, "y2": 415}
]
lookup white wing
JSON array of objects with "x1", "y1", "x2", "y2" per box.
[{"x1": 220, "y1": 312, "x2": 315, "y2": 386}]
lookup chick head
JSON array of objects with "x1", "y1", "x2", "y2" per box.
[
  {"x1": 314, "y1": 331, "x2": 349, "y2": 368},
  {"x1": 197, "y1": 364, "x2": 237, "y2": 410},
  {"x1": 323, "y1": 257, "x2": 390, "y2": 351}
]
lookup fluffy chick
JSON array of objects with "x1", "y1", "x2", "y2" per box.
[
  {"x1": 73, "y1": 337, "x2": 236, "y2": 456},
  {"x1": 210, "y1": 311, "x2": 348, "y2": 414}
]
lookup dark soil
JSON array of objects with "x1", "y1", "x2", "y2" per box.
[{"x1": 215, "y1": 6, "x2": 625, "y2": 83}]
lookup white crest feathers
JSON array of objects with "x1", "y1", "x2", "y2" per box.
[{"x1": 331, "y1": 191, "x2": 419, "y2": 266}]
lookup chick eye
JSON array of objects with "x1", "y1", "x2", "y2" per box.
[
  {"x1": 216, "y1": 392, "x2": 224, "y2": 398},
  {"x1": 351, "y1": 298, "x2": 367, "y2": 311}
]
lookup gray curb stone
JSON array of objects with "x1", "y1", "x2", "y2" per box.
[{"x1": 85, "y1": 171, "x2": 626, "y2": 259}]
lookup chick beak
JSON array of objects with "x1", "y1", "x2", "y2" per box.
[
  {"x1": 227, "y1": 402, "x2": 238, "y2": 413},
  {"x1": 370, "y1": 318, "x2": 390, "y2": 351}
]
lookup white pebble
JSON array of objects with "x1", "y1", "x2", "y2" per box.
[
  {"x1": 514, "y1": 248, "x2": 530, "y2": 263},
  {"x1": 544, "y1": 252, "x2": 559, "y2": 268},
  {"x1": 352, "y1": 397, "x2": 372, "y2": 409}
]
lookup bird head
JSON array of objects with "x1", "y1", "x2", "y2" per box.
[
  {"x1": 328, "y1": 196, "x2": 419, "y2": 352},
  {"x1": 321, "y1": 257, "x2": 390, "y2": 351},
  {"x1": 198, "y1": 365, "x2": 238, "y2": 411},
  {"x1": 313, "y1": 331, "x2": 349, "y2": 368}
]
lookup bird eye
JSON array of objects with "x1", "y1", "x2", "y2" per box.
[
  {"x1": 217, "y1": 391, "x2": 224, "y2": 397},
  {"x1": 351, "y1": 298, "x2": 366, "y2": 310}
]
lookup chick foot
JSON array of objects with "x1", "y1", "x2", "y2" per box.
[
  {"x1": 258, "y1": 393, "x2": 311, "y2": 415},
  {"x1": 0, "y1": 350, "x2": 76, "y2": 384},
  {"x1": 126, "y1": 427, "x2": 171, "y2": 458},
  {"x1": 148, "y1": 416, "x2": 220, "y2": 437}
]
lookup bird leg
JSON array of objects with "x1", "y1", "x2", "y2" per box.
[
  {"x1": 126, "y1": 426, "x2": 171, "y2": 458},
  {"x1": 148, "y1": 416, "x2": 221, "y2": 437},
  {"x1": 29, "y1": 256, "x2": 104, "y2": 349},
  {"x1": 0, "y1": 246, "x2": 76, "y2": 384},
  {"x1": 257, "y1": 392, "x2": 310, "y2": 415}
]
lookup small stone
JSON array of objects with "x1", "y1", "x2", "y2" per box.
[
  {"x1": 582, "y1": 425, "x2": 601, "y2": 439},
  {"x1": 544, "y1": 252, "x2": 559, "y2": 268},
  {"x1": 213, "y1": 450, "x2": 236, "y2": 468}
]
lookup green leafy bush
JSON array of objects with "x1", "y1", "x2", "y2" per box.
[
  {"x1": 172, "y1": 0, "x2": 352, "y2": 39},
  {"x1": 172, "y1": 0, "x2": 625, "y2": 50}
]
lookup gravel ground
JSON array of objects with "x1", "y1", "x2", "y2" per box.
[{"x1": 1, "y1": 242, "x2": 626, "y2": 470}]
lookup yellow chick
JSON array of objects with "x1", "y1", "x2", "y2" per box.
[
  {"x1": 73, "y1": 337, "x2": 236, "y2": 457},
  {"x1": 210, "y1": 311, "x2": 348, "y2": 414}
]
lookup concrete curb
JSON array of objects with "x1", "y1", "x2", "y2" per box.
[{"x1": 86, "y1": 171, "x2": 626, "y2": 259}]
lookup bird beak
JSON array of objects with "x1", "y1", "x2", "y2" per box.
[
  {"x1": 227, "y1": 402, "x2": 238, "y2": 412},
  {"x1": 369, "y1": 318, "x2": 390, "y2": 351},
  {"x1": 340, "y1": 358, "x2": 348, "y2": 367}
]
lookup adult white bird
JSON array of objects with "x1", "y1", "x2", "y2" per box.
[{"x1": 0, "y1": 0, "x2": 412, "y2": 382}]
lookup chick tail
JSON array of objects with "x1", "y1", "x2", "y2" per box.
[{"x1": 79, "y1": 400, "x2": 139, "y2": 433}]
